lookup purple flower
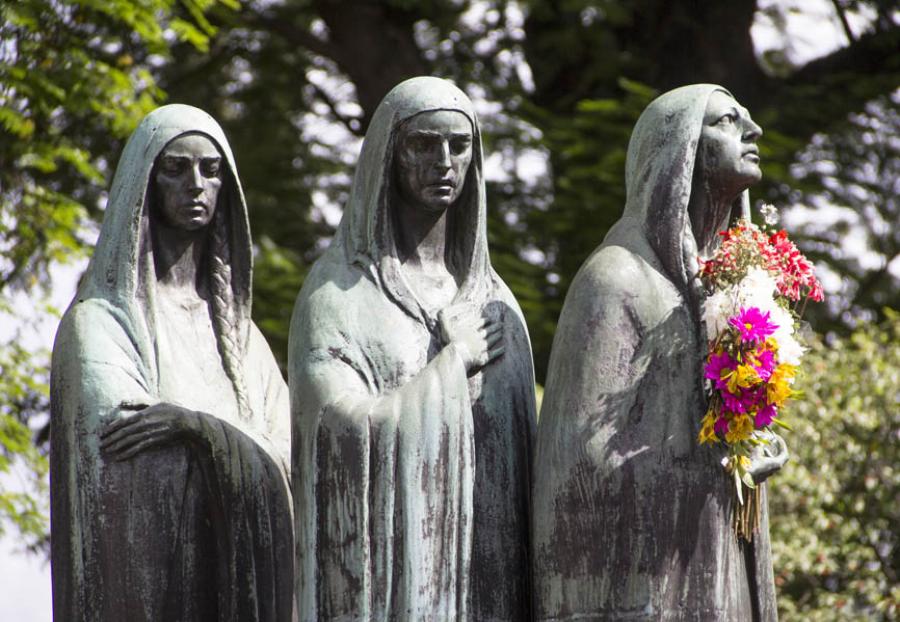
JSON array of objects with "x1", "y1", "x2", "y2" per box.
[
  {"x1": 705, "y1": 350, "x2": 735, "y2": 390},
  {"x1": 714, "y1": 416, "x2": 729, "y2": 436},
  {"x1": 723, "y1": 386, "x2": 767, "y2": 415},
  {"x1": 722, "y1": 390, "x2": 748, "y2": 413},
  {"x1": 754, "y1": 347, "x2": 777, "y2": 381},
  {"x1": 729, "y1": 307, "x2": 779, "y2": 344},
  {"x1": 755, "y1": 403, "x2": 777, "y2": 428}
]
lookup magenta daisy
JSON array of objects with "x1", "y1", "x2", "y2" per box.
[
  {"x1": 729, "y1": 307, "x2": 778, "y2": 344},
  {"x1": 704, "y1": 350, "x2": 735, "y2": 390},
  {"x1": 714, "y1": 416, "x2": 729, "y2": 436},
  {"x1": 755, "y1": 403, "x2": 777, "y2": 428},
  {"x1": 752, "y1": 347, "x2": 776, "y2": 381},
  {"x1": 722, "y1": 390, "x2": 748, "y2": 414}
]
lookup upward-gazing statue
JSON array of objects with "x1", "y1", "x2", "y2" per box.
[
  {"x1": 532, "y1": 85, "x2": 785, "y2": 621},
  {"x1": 50, "y1": 105, "x2": 293, "y2": 621},
  {"x1": 289, "y1": 76, "x2": 536, "y2": 620}
]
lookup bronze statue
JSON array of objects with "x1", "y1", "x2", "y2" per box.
[
  {"x1": 532, "y1": 85, "x2": 784, "y2": 621},
  {"x1": 50, "y1": 105, "x2": 293, "y2": 621},
  {"x1": 289, "y1": 77, "x2": 536, "y2": 620}
]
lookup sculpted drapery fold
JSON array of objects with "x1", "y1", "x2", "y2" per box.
[
  {"x1": 532, "y1": 85, "x2": 777, "y2": 622},
  {"x1": 290, "y1": 77, "x2": 536, "y2": 622},
  {"x1": 50, "y1": 105, "x2": 293, "y2": 622}
]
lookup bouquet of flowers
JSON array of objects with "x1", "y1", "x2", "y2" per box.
[{"x1": 697, "y1": 205, "x2": 823, "y2": 540}]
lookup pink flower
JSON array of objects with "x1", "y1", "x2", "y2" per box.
[
  {"x1": 722, "y1": 390, "x2": 749, "y2": 413},
  {"x1": 705, "y1": 350, "x2": 735, "y2": 390},
  {"x1": 714, "y1": 416, "x2": 729, "y2": 436},
  {"x1": 755, "y1": 403, "x2": 777, "y2": 428},
  {"x1": 766, "y1": 230, "x2": 824, "y2": 302},
  {"x1": 723, "y1": 386, "x2": 768, "y2": 415},
  {"x1": 753, "y1": 347, "x2": 777, "y2": 381},
  {"x1": 729, "y1": 307, "x2": 778, "y2": 344}
]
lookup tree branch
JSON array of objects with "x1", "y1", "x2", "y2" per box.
[
  {"x1": 308, "y1": 81, "x2": 362, "y2": 137},
  {"x1": 782, "y1": 26, "x2": 899, "y2": 91},
  {"x1": 829, "y1": 0, "x2": 856, "y2": 43},
  {"x1": 759, "y1": 25, "x2": 900, "y2": 144},
  {"x1": 243, "y1": 8, "x2": 338, "y2": 61}
]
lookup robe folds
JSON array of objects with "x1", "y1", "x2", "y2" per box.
[
  {"x1": 289, "y1": 77, "x2": 536, "y2": 621},
  {"x1": 50, "y1": 105, "x2": 293, "y2": 622},
  {"x1": 532, "y1": 85, "x2": 778, "y2": 622}
]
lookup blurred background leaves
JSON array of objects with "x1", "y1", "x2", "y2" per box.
[{"x1": 1, "y1": 0, "x2": 897, "y2": 617}]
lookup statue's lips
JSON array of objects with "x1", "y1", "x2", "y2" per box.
[
  {"x1": 426, "y1": 181, "x2": 455, "y2": 192},
  {"x1": 182, "y1": 202, "x2": 209, "y2": 215},
  {"x1": 742, "y1": 147, "x2": 760, "y2": 162}
]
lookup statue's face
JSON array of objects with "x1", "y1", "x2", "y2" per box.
[
  {"x1": 395, "y1": 110, "x2": 474, "y2": 213},
  {"x1": 698, "y1": 91, "x2": 762, "y2": 192},
  {"x1": 154, "y1": 134, "x2": 223, "y2": 230}
]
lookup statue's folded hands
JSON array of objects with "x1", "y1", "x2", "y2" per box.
[{"x1": 99, "y1": 403, "x2": 208, "y2": 460}]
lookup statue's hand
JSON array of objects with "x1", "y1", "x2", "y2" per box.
[
  {"x1": 748, "y1": 430, "x2": 789, "y2": 484},
  {"x1": 438, "y1": 305, "x2": 504, "y2": 373},
  {"x1": 100, "y1": 403, "x2": 204, "y2": 462}
]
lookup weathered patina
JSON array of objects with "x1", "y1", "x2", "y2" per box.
[
  {"x1": 289, "y1": 77, "x2": 536, "y2": 621},
  {"x1": 50, "y1": 105, "x2": 293, "y2": 621},
  {"x1": 532, "y1": 84, "x2": 780, "y2": 622}
]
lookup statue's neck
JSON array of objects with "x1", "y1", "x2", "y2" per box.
[
  {"x1": 394, "y1": 198, "x2": 453, "y2": 275},
  {"x1": 392, "y1": 197, "x2": 462, "y2": 311},
  {"x1": 152, "y1": 222, "x2": 209, "y2": 297},
  {"x1": 689, "y1": 182, "x2": 739, "y2": 259}
]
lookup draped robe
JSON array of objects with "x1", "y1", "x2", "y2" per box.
[
  {"x1": 289, "y1": 77, "x2": 536, "y2": 621},
  {"x1": 50, "y1": 105, "x2": 294, "y2": 622},
  {"x1": 532, "y1": 85, "x2": 778, "y2": 622}
]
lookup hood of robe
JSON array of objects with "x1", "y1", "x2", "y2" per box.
[
  {"x1": 621, "y1": 83, "x2": 749, "y2": 294},
  {"x1": 332, "y1": 76, "x2": 492, "y2": 321},
  {"x1": 75, "y1": 104, "x2": 253, "y2": 383}
]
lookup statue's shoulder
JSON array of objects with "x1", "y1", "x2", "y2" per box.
[
  {"x1": 56, "y1": 297, "x2": 125, "y2": 347},
  {"x1": 290, "y1": 250, "x2": 379, "y2": 336},
  {"x1": 573, "y1": 242, "x2": 653, "y2": 303}
]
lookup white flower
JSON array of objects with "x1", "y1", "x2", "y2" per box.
[
  {"x1": 776, "y1": 332, "x2": 805, "y2": 366},
  {"x1": 703, "y1": 286, "x2": 737, "y2": 342},
  {"x1": 735, "y1": 268, "x2": 778, "y2": 312},
  {"x1": 759, "y1": 203, "x2": 779, "y2": 226}
]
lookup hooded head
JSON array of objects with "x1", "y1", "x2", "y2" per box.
[
  {"x1": 622, "y1": 84, "x2": 753, "y2": 295},
  {"x1": 76, "y1": 104, "x2": 253, "y2": 414},
  {"x1": 332, "y1": 76, "x2": 492, "y2": 320}
]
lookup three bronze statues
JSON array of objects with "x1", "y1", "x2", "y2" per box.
[{"x1": 51, "y1": 80, "x2": 789, "y2": 621}]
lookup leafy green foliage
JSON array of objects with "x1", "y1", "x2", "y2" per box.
[
  {"x1": 0, "y1": 300, "x2": 50, "y2": 551},
  {"x1": 0, "y1": 0, "x2": 234, "y2": 293},
  {"x1": 770, "y1": 311, "x2": 899, "y2": 620},
  {"x1": 0, "y1": 0, "x2": 233, "y2": 549},
  {"x1": 783, "y1": 96, "x2": 900, "y2": 332},
  {"x1": 1, "y1": 10, "x2": 898, "y2": 612}
]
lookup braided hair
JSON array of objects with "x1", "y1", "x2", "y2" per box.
[{"x1": 208, "y1": 203, "x2": 252, "y2": 420}]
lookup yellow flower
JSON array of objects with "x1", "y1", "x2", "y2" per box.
[
  {"x1": 698, "y1": 411, "x2": 719, "y2": 444},
  {"x1": 725, "y1": 414, "x2": 754, "y2": 443},
  {"x1": 726, "y1": 364, "x2": 759, "y2": 394},
  {"x1": 724, "y1": 454, "x2": 751, "y2": 474},
  {"x1": 767, "y1": 363, "x2": 796, "y2": 406}
]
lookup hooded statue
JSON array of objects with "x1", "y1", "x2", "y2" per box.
[
  {"x1": 50, "y1": 105, "x2": 293, "y2": 621},
  {"x1": 289, "y1": 77, "x2": 536, "y2": 621},
  {"x1": 532, "y1": 85, "x2": 778, "y2": 621}
]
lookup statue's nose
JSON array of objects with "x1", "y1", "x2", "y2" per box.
[
  {"x1": 434, "y1": 140, "x2": 452, "y2": 171},
  {"x1": 743, "y1": 118, "x2": 762, "y2": 141}
]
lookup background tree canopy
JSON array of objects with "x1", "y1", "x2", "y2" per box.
[{"x1": 1, "y1": 0, "x2": 897, "y2": 618}]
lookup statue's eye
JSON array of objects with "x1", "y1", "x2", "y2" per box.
[
  {"x1": 406, "y1": 135, "x2": 433, "y2": 153},
  {"x1": 201, "y1": 158, "x2": 221, "y2": 177},
  {"x1": 715, "y1": 113, "x2": 738, "y2": 126},
  {"x1": 449, "y1": 137, "x2": 471, "y2": 155},
  {"x1": 160, "y1": 157, "x2": 187, "y2": 175}
]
